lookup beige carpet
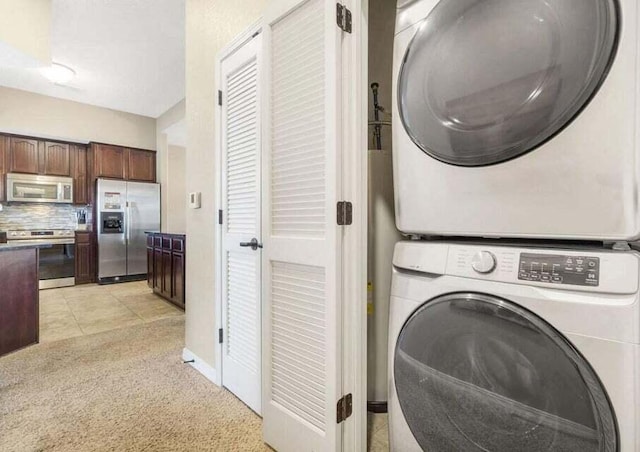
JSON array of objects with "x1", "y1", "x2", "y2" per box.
[{"x1": 0, "y1": 317, "x2": 269, "y2": 452}]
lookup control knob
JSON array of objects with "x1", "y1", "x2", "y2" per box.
[{"x1": 471, "y1": 251, "x2": 497, "y2": 274}]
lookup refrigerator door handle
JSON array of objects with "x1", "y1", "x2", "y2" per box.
[{"x1": 126, "y1": 202, "x2": 131, "y2": 244}]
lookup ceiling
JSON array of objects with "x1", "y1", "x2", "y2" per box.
[{"x1": 0, "y1": 0, "x2": 185, "y2": 118}]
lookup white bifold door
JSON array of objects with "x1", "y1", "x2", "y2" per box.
[
  {"x1": 220, "y1": 32, "x2": 263, "y2": 414},
  {"x1": 261, "y1": 0, "x2": 357, "y2": 450}
]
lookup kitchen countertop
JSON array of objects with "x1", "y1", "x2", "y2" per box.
[
  {"x1": 0, "y1": 242, "x2": 53, "y2": 252},
  {"x1": 145, "y1": 231, "x2": 186, "y2": 236}
]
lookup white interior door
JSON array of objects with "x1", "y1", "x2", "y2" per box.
[
  {"x1": 220, "y1": 32, "x2": 262, "y2": 415},
  {"x1": 261, "y1": 0, "x2": 346, "y2": 450}
]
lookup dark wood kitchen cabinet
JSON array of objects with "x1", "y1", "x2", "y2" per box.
[
  {"x1": 0, "y1": 135, "x2": 7, "y2": 202},
  {"x1": 90, "y1": 143, "x2": 156, "y2": 182},
  {"x1": 41, "y1": 142, "x2": 71, "y2": 176},
  {"x1": 70, "y1": 144, "x2": 88, "y2": 205},
  {"x1": 2, "y1": 134, "x2": 77, "y2": 178},
  {"x1": 75, "y1": 231, "x2": 95, "y2": 284},
  {"x1": 8, "y1": 137, "x2": 40, "y2": 174},
  {"x1": 92, "y1": 143, "x2": 127, "y2": 179},
  {"x1": 147, "y1": 233, "x2": 185, "y2": 309},
  {"x1": 127, "y1": 148, "x2": 156, "y2": 182},
  {"x1": 0, "y1": 247, "x2": 39, "y2": 357}
]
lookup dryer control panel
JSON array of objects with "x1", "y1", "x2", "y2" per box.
[{"x1": 518, "y1": 253, "x2": 600, "y2": 287}]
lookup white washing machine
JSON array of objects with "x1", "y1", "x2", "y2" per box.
[
  {"x1": 392, "y1": 0, "x2": 640, "y2": 241},
  {"x1": 388, "y1": 241, "x2": 640, "y2": 451}
]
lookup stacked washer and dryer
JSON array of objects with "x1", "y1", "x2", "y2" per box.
[{"x1": 388, "y1": 0, "x2": 640, "y2": 451}]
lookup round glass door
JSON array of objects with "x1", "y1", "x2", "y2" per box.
[
  {"x1": 398, "y1": 0, "x2": 619, "y2": 166},
  {"x1": 394, "y1": 293, "x2": 618, "y2": 451}
]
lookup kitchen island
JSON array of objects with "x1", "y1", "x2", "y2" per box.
[
  {"x1": 0, "y1": 244, "x2": 40, "y2": 357},
  {"x1": 146, "y1": 232, "x2": 185, "y2": 309}
]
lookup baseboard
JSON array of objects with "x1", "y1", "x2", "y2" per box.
[
  {"x1": 182, "y1": 348, "x2": 219, "y2": 386},
  {"x1": 98, "y1": 274, "x2": 147, "y2": 285}
]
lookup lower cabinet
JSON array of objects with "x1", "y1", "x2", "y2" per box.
[
  {"x1": 147, "y1": 233, "x2": 185, "y2": 309},
  {"x1": 0, "y1": 247, "x2": 39, "y2": 357},
  {"x1": 75, "y1": 231, "x2": 95, "y2": 285}
]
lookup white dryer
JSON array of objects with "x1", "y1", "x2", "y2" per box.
[
  {"x1": 392, "y1": 0, "x2": 640, "y2": 240},
  {"x1": 388, "y1": 241, "x2": 640, "y2": 451}
]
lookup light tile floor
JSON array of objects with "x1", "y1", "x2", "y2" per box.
[
  {"x1": 39, "y1": 281, "x2": 184, "y2": 343},
  {"x1": 368, "y1": 413, "x2": 389, "y2": 451}
]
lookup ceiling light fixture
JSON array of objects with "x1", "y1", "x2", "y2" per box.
[{"x1": 40, "y1": 63, "x2": 76, "y2": 85}]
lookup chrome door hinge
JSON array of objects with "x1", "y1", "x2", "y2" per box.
[
  {"x1": 218, "y1": 90, "x2": 223, "y2": 106},
  {"x1": 336, "y1": 3, "x2": 352, "y2": 33},
  {"x1": 218, "y1": 209, "x2": 223, "y2": 225},
  {"x1": 337, "y1": 393, "x2": 353, "y2": 423},
  {"x1": 218, "y1": 328, "x2": 224, "y2": 344},
  {"x1": 337, "y1": 201, "x2": 353, "y2": 226}
]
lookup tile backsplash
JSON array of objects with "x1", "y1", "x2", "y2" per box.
[{"x1": 0, "y1": 203, "x2": 86, "y2": 230}]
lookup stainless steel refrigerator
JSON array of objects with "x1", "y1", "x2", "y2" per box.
[{"x1": 97, "y1": 178, "x2": 160, "y2": 283}]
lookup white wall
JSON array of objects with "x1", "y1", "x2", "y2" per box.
[
  {"x1": 156, "y1": 99, "x2": 186, "y2": 232},
  {"x1": 164, "y1": 145, "x2": 187, "y2": 233},
  {"x1": 367, "y1": 0, "x2": 398, "y2": 404},
  {"x1": 185, "y1": 0, "x2": 266, "y2": 368},
  {"x1": 0, "y1": 86, "x2": 156, "y2": 149},
  {"x1": 368, "y1": 0, "x2": 395, "y2": 151}
]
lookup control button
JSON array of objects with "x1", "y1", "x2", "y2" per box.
[
  {"x1": 552, "y1": 276, "x2": 563, "y2": 283},
  {"x1": 588, "y1": 261, "x2": 596, "y2": 268},
  {"x1": 530, "y1": 273, "x2": 541, "y2": 281},
  {"x1": 540, "y1": 275, "x2": 551, "y2": 282},
  {"x1": 471, "y1": 251, "x2": 497, "y2": 274}
]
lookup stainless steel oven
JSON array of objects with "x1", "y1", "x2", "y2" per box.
[{"x1": 7, "y1": 230, "x2": 76, "y2": 289}]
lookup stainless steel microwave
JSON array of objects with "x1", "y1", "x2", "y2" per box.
[{"x1": 6, "y1": 173, "x2": 74, "y2": 204}]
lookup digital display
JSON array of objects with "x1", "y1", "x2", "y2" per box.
[{"x1": 518, "y1": 253, "x2": 599, "y2": 287}]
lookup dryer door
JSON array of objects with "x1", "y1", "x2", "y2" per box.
[
  {"x1": 398, "y1": 0, "x2": 618, "y2": 166},
  {"x1": 394, "y1": 293, "x2": 618, "y2": 451}
]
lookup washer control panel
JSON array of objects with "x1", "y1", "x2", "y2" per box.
[{"x1": 518, "y1": 253, "x2": 600, "y2": 286}]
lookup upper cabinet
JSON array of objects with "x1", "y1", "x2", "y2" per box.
[
  {"x1": 6, "y1": 138, "x2": 72, "y2": 177},
  {"x1": 0, "y1": 136, "x2": 7, "y2": 202},
  {"x1": 41, "y1": 142, "x2": 71, "y2": 176},
  {"x1": 127, "y1": 148, "x2": 156, "y2": 182},
  {"x1": 70, "y1": 144, "x2": 88, "y2": 205},
  {"x1": 92, "y1": 143, "x2": 127, "y2": 179},
  {"x1": 0, "y1": 134, "x2": 155, "y2": 205},
  {"x1": 8, "y1": 138, "x2": 40, "y2": 174},
  {"x1": 90, "y1": 143, "x2": 156, "y2": 183}
]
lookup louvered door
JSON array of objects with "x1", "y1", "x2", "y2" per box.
[
  {"x1": 262, "y1": 0, "x2": 344, "y2": 450},
  {"x1": 220, "y1": 32, "x2": 263, "y2": 414}
]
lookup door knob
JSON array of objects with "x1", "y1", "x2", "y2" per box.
[{"x1": 239, "y1": 238, "x2": 263, "y2": 251}]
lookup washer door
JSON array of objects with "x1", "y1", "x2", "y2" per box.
[
  {"x1": 398, "y1": 0, "x2": 618, "y2": 166},
  {"x1": 394, "y1": 293, "x2": 618, "y2": 452}
]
